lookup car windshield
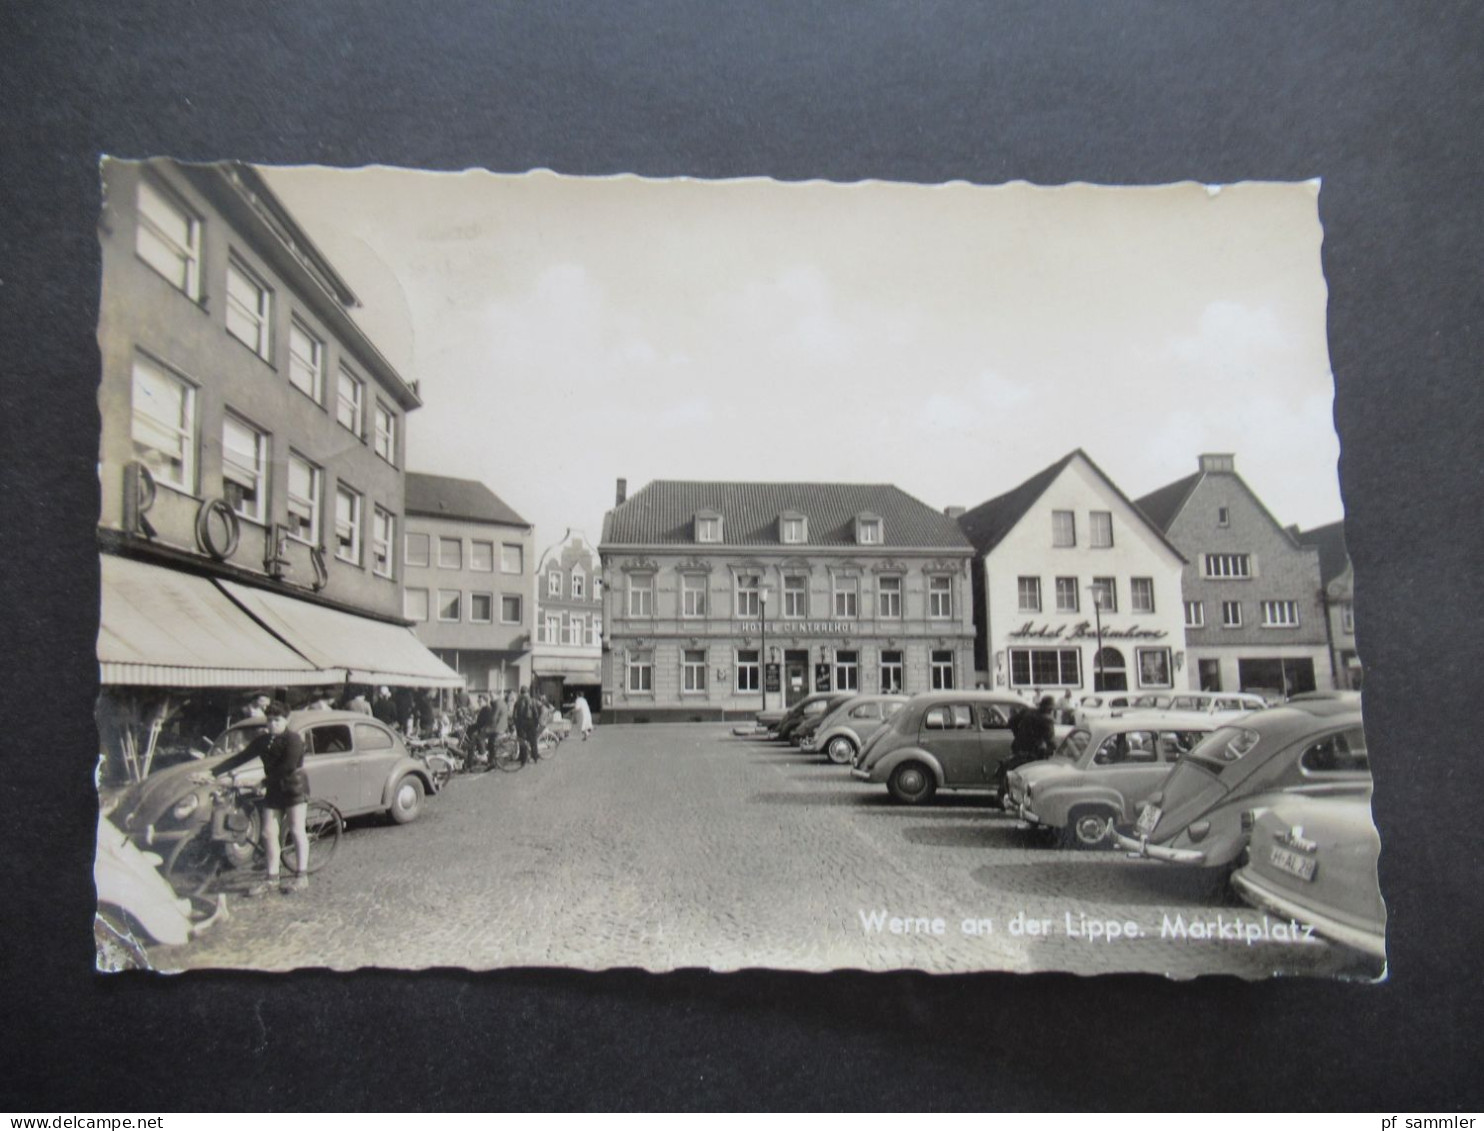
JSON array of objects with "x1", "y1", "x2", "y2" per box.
[
  {"x1": 1052, "y1": 729, "x2": 1091, "y2": 762},
  {"x1": 211, "y1": 724, "x2": 265, "y2": 758},
  {"x1": 1186, "y1": 726, "x2": 1263, "y2": 772}
]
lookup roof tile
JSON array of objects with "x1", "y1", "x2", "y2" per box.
[
  {"x1": 602, "y1": 481, "x2": 971, "y2": 549},
  {"x1": 405, "y1": 472, "x2": 530, "y2": 528}
]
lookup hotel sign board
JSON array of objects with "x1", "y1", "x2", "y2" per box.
[
  {"x1": 738, "y1": 621, "x2": 855, "y2": 635},
  {"x1": 1007, "y1": 620, "x2": 1169, "y2": 641}
]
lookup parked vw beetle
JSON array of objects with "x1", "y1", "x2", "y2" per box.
[
  {"x1": 802, "y1": 694, "x2": 910, "y2": 764},
  {"x1": 1112, "y1": 699, "x2": 1370, "y2": 875},
  {"x1": 1007, "y1": 715, "x2": 1217, "y2": 849},
  {"x1": 852, "y1": 691, "x2": 1057, "y2": 805},
  {"x1": 113, "y1": 710, "x2": 440, "y2": 874},
  {"x1": 1230, "y1": 790, "x2": 1386, "y2": 963},
  {"x1": 775, "y1": 691, "x2": 852, "y2": 744},
  {"x1": 789, "y1": 693, "x2": 856, "y2": 748}
]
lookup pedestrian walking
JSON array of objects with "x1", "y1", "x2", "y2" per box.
[
  {"x1": 513, "y1": 685, "x2": 542, "y2": 766},
  {"x1": 572, "y1": 693, "x2": 593, "y2": 740},
  {"x1": 244, "y1": 703, "x2": 311, "y2": 896},
  {"x1": 488, "y1": 689, "x2": 513, "y2": 759},
  {"x1": 346, "y1": 690, "x2": 373, "y2": 716}
]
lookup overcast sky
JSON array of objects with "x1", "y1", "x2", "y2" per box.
[{"x1": 261, "y1": 167, "x2": 1343, "y2": 555}]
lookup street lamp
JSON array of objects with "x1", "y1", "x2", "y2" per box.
[
  {"x1": 1088, "y1": 584, "x2": 1106, "y2": 692},
  {"x1": 759, "y1": 587, "x2": 770, "y2": 711}
]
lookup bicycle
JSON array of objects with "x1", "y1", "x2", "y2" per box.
[
  {"x1": 404, "y1": 733, "x2": 457, "y2": 788},
  {"x1": 167, "y1": 780, "x2": 343, "y2": 895},
  {"x1": 490, "y1": 731, "x2": 525, "y2": 772}
]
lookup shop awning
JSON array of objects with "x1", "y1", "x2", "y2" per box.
[
  {"x1": 98, "y1": 555, "x2": 325, "y2": 687},
  {"x1": 218, "y1": 580, "x2": 465, "y2": 689},
  {"x1": 532, "y1": 654, "x2": 603, "y2": 679}
]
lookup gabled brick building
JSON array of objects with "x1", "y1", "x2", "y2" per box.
[
  {"x1": 1137, "y1": 453, "x2": 1333, "y2": 696},
  {"x1": 1297, "y1": 520, "x2": 1362, "y2": 691}
]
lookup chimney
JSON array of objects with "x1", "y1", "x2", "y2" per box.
[
  {"x1": 1199, "y1": 453, "x2": 1236, "y2": 473},
  {"x1": 616, "y1": 478, "x2": 628, "y2": 505},
  {"x1": 943, "y1": 506, "x2": 966, "y2": 519}
]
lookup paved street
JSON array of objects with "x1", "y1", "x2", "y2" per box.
[{"x1": 152, "y1": 724, "x2": 1375, "y2": 978}]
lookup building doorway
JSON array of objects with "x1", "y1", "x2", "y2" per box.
[
  {"x1": 1198, "y1": 659, "x2": 1222, "y2": 691},
  {"x1": 1093, "y1": 646, "x2": 1127, "y2": 692},
  {"x1": 784, "y1": 649, "x2": 809, "y2": 706}
]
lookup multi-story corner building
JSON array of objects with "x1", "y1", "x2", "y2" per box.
[
  {"x1": 531, "y1": 531, "x2": 604, "y2": 709},
  {"x1": 402, "y1": 472, "x2": 536, "y2": 694},
  {"x1": 1136, "y1": 453, "x2": 1332, "y2": 697},
  {"x1": 599, "y1": 480, "x2": 976, "y2": 723},
  {"x1": 96, "y1": 159, "x2": 459, "y2": 731},
  {"x1": 1297, "y1": 520, "x2": 1362, "y2": 691},
  {"x1": 957, "y1": 450, "x2": 1189, "y2": 694}
]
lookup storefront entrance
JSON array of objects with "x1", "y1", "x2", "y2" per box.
[
  {"x1": 1238, "y1": 657, "x2": 1316, "y2": 698},
  {"x1": 1092, "y1": 646, "x2": 1128, "y2": 692},
  {"x1": 784, "y1": 650, "x2": 810, "y2": 706}
]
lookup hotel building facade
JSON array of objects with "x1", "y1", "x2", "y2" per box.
[
  {"x1": 958, "y1": 451, "x2": 1189, "y2": 694},
  {"x1": 599, "y1": 480, "x2": 976, "y2": 723}
]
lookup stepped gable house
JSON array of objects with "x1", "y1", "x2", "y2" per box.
[
  {"x1": 1136, "y1": 453, "x2": 1332, "y2": 696},
  {"x1": 957, "y1": 450, "x2": 1188, "y2": 694},
  {"x1": 599, "y1": 479, "x2": 976, "y2": 723},
  {"x1": 532, "y1": 530, "x2": 605, "y2": 709},
  {"x1": 402, "y1": 472, "x2": 536, "y2": 694}
]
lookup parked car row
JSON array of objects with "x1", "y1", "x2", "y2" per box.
[{"x1": 751, "y1": 690, "x2": 1384, "y2": 962}]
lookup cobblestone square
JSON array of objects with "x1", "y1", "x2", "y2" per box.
[{"x1": 155, "y1": 724, "x2": 1377, "y2": 979}]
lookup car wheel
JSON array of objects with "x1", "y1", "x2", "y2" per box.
[
  {"x1": 1062, "y1": 807, "x2": 1116, "y2": 850},
  {"x1": 887, "y1": 761, "x2": 937, "y2": 805},
  {"x1": 825, "y1": 735, "x2": 857, "y2": 765},
  {"x1": 389, "y1": 774, "x2": 425, "y2": 825}
]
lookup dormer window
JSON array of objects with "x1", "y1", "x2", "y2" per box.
[
  {"x1": 780, "y1": 512, "x2": 808, "y2": 545},
  {"x1": 695, "y1": 512, "x2": 722, "y2": 543},
  {"x1": 855, "y1": 514, "x2": 883, "y2": 545}
]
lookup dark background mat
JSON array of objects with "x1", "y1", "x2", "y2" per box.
[{"x1": 2, "y1": 1, "x2": 1480, "y2": 1111}]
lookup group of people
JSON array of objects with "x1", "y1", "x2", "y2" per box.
[
  {"x1": 231, "y1": 683, "x2": 596, "y2": 899},
  {"x1": 466, "y1": 688, "x2": 595, "y2": 767}
]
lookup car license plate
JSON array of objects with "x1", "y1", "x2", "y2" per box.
[
  {"x1": 1136, "y1": 805, "x2": 1161, "y2": 836},
  {"x1": 1269, "y1": 846, "x2": 1317, "y2": 882}
]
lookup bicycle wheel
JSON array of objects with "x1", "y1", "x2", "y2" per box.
[
  {"x1": 164, "y1": 829, "x2": 224, "y2": 897},
  {"x1": 424, "y1": 749, "x2": 455, "y2": 789},
  {"x1": 537, "y1": 728, "x2": 558, "y2": 755},
  {"x1": 492, "y1": 735, "x2": 523, "y2": 772},
  {"x1": 283, "y1": 800, "x2": 342, "y2": 874}
]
